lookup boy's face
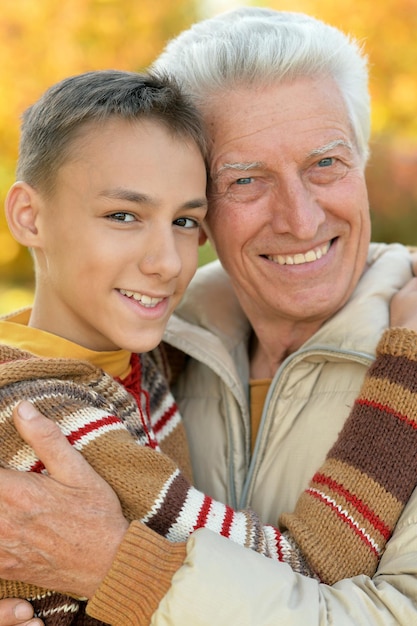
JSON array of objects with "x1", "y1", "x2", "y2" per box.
[{"x1": 30, "y1": 118, "x2": 207, "y2": 352}]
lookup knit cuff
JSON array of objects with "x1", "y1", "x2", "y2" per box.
[
  {"x1": 87, "y1": 522, "x2": 187, "y2": 626},
  {"x1": 377, "y1": 327, "x2": 417, "y2": 359}
]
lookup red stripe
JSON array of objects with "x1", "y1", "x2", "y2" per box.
[
  {"x1": 65, "y1": 414, "x2": 121, "y2": 445},
  {"x1": 30, "y1": 414, "x2": 121, "y2": 473},
  {"x1": 306, "y1": 488, "x2": 381, "y2": 556},
  {"x1": 312, "y1": 472, "x2": 391, "y2": 539},
  {"x1": 30, "y1": 459, "x2": 46, "y2": 473},
  {"x1": 357, "y1": 398, "x2": 417, "y2": 429},
  {"x1": 273, "y1": 527, "x2": 285, "y2": 563},
  {"x1": 221, "y1": 506, "x2": 235, "y2": 538},
  {"x1": 193, "y1": 495, "x2": 213, "y2": 531},
  {"x1": 153, "y1": 402, "x2": 178, "y2": 434}
]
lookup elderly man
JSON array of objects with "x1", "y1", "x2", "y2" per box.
[
  {"x1": 155, "y1": 6, "x2": 408, "y2": 522},
  {"x1": 1, "y1": 8, "x2": 417, "y2": 626}
]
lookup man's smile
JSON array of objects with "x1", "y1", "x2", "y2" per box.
[{"x1": 265, "y1": 241, "x2": 332, "y2": 266}]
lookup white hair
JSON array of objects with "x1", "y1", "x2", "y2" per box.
[{"x1": 153, "y1": 7, "x2": 370, "y2": 162}]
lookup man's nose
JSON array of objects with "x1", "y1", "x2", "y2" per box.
[{"x1": 269, "y1": 177, "x2": 326, "y2": 239}]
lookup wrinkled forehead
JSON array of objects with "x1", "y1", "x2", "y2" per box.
[{"x1": 203, "y1": 77, "x2": 359, "y2": 175}]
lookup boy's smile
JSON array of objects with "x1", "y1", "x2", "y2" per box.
[{"x1": 27, "y1": 118, "x2": 207, "y2": 352}]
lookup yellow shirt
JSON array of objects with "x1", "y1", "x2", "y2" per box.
[
  {"x1": 0, "y1": 308, "x2": 131, "y2": 379},
  {"x1": 249, "y1": 378, "x2": 271, "y2": 454}
]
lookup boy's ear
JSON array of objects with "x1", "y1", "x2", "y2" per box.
[{"x1": 5, "y1": 181, "x2": 41, "y2": 246}]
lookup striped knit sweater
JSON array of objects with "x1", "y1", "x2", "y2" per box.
[{"x1": 0, "y1": 327, "x2": 417, "y2": 625}]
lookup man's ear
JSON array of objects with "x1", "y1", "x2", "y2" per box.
[{"x1": 5, "y1": 181, "x2": 42, "y2": 247}]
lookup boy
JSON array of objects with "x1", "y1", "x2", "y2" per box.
[{"x1": 2, "y1": 69, "x2": 417, "y2": 625}]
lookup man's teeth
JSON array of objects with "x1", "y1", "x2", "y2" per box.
[
  {"x1": 268, "y1": 242, "x2": 331, "y2": 266},
  {"x1": 119, "y1": 289, "x2": 164, "y2": 307}
]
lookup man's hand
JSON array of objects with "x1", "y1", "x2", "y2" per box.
[
  {"x1": 391, "y1": 277, "x2": 417, "y2": 331},
  {"x1": 0, "y1": 401, "x2": 129, "y2": 599},
  {"x1": 0, "y1": 599, "x2": 42, "y2": 626}
]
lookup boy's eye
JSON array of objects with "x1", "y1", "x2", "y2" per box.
[
  {"x1": 108, "y1": 212, "x2": 136, "y2": 222},
  {"x1": 174, "y1": 217, "x2": 199, "y2": 229}
]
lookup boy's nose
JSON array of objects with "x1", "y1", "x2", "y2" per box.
[{"x1": 139, "y1": 228, "x2": 181, "y2": 279}]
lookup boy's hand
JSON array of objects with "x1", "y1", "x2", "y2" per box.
[
  {"x1": 0, "y1": 599, "x2": 42, "y2": 626},
  {"x1": 391, "y1": 277, "x2": 417, "y2": 331},
  {"x1": 0, "y1": 401, "x2": 129, "y2": 599}
]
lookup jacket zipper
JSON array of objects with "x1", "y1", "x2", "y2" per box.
[{"x1": 237, "y1": 346, "x2": 374, "y2": 510}]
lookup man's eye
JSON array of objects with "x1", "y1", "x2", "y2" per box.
[
  {"x1": 317, "y1": 157, "x2": 334, "y2": 168},
  {"x1": 236, "y1": 177, "x2": 254, "y2": 185},
  {"x1": 174, "y1": 217, "x2": 199, "y2": 229},
  {"x1": 108, "y1": 212, "x2": 135, "y2": 222}
]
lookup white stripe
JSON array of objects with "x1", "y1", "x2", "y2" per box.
[
  {"x1": 263, "y1": 525, "x2": 281, "y2": 560},
  {"x1": 38, "y1": 602, "x2": 79, "y2": 617},
  {"x1": 157, "y1": 410, "x2": 181, "y2": 443},
  {"x1": 204, "y1": 499, "x2": 230, "y2": 535},
  {"x1": 166, "y1": 486, "x2": 207, "y2": 542},
  {"x1": 225, "y1": 510, "x2": 250, "y2": 546},
  {"x1": 9, "y1": 408, "x2": 125, "y2": 471}
]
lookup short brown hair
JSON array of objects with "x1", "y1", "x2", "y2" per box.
[{"x1": 17, "y1": 69, "x2": 207, "y2": 195}]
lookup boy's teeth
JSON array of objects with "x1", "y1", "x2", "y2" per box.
[
  {"x1": 119, "y1": 289, "x2": 163, "y2": 307},
  {"x1": 268, "y1": 242, "x2": 331, "y2": 266}
]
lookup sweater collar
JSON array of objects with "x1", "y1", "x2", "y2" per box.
[{"x1": 0, "y1": 307, "x2": 132, "y2": 378}]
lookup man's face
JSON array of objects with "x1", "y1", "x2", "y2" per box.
[
  {"x1": 205, "y1": 76, "x2": 371, "y2": 328},
  {"x1": 31, "y1": 118, "x2": 207, "y2": 352}
]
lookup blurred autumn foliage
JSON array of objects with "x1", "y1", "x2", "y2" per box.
[{"x1": 1, "y1": 0, "x2": 417, "y2": 312}]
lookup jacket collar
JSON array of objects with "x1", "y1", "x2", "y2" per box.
[{"x1": 165, "y1": 241, "x2": 412, "y2": 367}]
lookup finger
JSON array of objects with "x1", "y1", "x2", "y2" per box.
[
  {"x1": 396, "y1": 276, "x2": 417, "y2": 296},
  {"x1": 0, "y1": 598, "x2": 41, "y2": 626},
  {"x1": 12, "y1": 401, "x2": 100, "y2": 487}
]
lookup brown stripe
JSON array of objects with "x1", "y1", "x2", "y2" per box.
[
  {"x1": 147, "y1": 472, "x2": 191, "y2": 537},
  {"x1": 329, "y1": 402, "x2": 417, "y2": 502},
  {"x1": 359, "y1": 377, "x2": 417, "y2": 427},
  {"x1": 369, "y1": 352, "x2": 417, "y2": 393}
]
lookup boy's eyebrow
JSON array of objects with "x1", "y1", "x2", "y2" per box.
[
  {"x1": 99, "y1": 187, "x2": 207, "y2": 209},
  {"x1": 100, "y1": 188, "x2": 150, "y2": 203}
]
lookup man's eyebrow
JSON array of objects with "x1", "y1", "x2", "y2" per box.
[
  {"x1": 307, "y1": 139, "x2": 353, "y2": 158},
  {"x1": 99, "y1": 187, "x2": 207, "y2": 210},
  {"x1": 215, "y1": 162, "x2": 264, "y2": 177}
]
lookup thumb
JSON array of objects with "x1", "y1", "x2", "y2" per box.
[{"x1": 13, "y1": 400, "x2": 98, "y2": 486}]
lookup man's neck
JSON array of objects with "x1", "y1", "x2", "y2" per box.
[{"x1": 249, "y1": 318, "x2": 323, "y2": 379}]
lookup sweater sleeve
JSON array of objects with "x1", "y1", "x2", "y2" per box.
[
  {"x1": 280, "y1": 326, "x2": 417, "y2": 583},
  {"x1": 85, "y1": 327, "x2": 417, "y2": 625},
  {"x1": 87, "y1": 523, "x2": 187, "y2": 626},
  {"x1": 1, "y1": 328, "x2": 417, "y2": 619}
]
